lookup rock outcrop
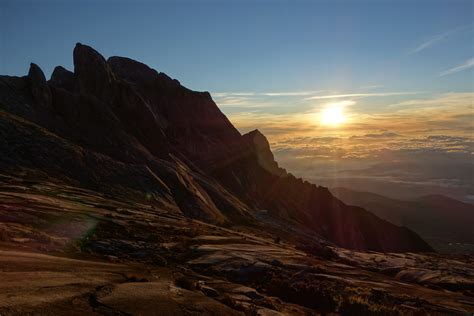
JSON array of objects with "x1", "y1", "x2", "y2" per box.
[
  {"x1": 27, "y1": 63, "x2": 52, "y2": 109},
  {"x1": 0, "y1": 43, "x2": 433, "y2": 252},
  {"x1": 49, "y1": 66, "x2": 74, "y2": 91},
  {"x1": 243, "y1": 129, "x2": 287, "y2": 176}
]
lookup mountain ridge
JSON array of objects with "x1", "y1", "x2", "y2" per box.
[
  {"x1": 0, "y1": 43, "x2": 433, "y2": 252},
  {"x1": 332, "y1": 187, "x2": 474, "y2": 253}
]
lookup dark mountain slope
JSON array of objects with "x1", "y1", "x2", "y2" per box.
[
  {"x1": 107, "y1": 55, "x2": 243, "y2": 167},
  {"x1": 211, "y1": 139, "x2": 433, "y2": 252},
  {"x1": 332, "y1": 187, "x2": 474, "y2": 252},
  {"x1": 0, "y1": 43, "x2": 432, "y2": 252}
]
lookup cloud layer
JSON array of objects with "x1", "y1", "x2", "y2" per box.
[{"x1": 218, "y1": 92, "x2": 474, "y2": 201}]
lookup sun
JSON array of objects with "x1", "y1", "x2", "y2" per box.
[{"x1": 321, "y1": 105, "x2": 346, "y2": 126}]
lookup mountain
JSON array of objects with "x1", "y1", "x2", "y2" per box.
[
  {"x1": 3, "y1": 44, "x2": 474, "y2": 315},
  {"x1": 331, "y1": 187, "x2": 474, "y2": 253},
  {"x1": 0, "y1": 43, "x2": 432, "y2": 253}
]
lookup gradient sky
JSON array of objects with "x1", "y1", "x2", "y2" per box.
[
  {"x1": 1, "y1": 0, "x2": 473, "y2": 92},
  {"x1": 1, "y1": 0, "x2": 473, "y2": 200}
]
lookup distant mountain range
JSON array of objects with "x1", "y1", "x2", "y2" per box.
[
  {"x1": 331, "y1": 187, "x2": 474, "y2": 253},
  {"x1": 0, "y1": 43, "x2": 432, "y2": 253}
]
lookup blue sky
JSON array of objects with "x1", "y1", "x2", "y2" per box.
[{"x1": 1, "y1": 0, "x2": 473, "y2": 93}]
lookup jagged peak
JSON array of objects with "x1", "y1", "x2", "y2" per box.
[
  {"x1": 73, "y1": 43, "x2": 115, "y2": 96},
  {"x1": 108, "y1": 55, "x2": 153, "y2": 68},
  {"x1": 243, "y1": 129, "x2": 270, "y2": 148},
  {"x1": 51, "y1": 65, "x2": 72, "y2": 76},
  {"x1": 49, "y1": 66, "x2": 74, "y2": 91},
  {"x1": 27, "y1": 62, "x2": 52, "y2": 108},
  {"x1": 107, "y1": 56, "x2": 182, "y2": 90},
  {"x1": 73, "y1": 43, "x2": 107, "y2": 66},
  {"x1": 247, "y1": 128, "x2": 263, "y2": 136},
  {"x1": 243, "y1": 129, "x2": 286, "y2": 177},
  {"x1": 107, "y1": 56, "x2": 159, "y2": 83},
  {"x1": 28, "y1": 63, "x2": 47, "y2": 83}
]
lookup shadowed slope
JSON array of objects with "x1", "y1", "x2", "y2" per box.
[{"x1": 332, "y1": 187, "x2": 474, "y2": 252}]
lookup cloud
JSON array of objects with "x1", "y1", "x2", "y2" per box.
[
  {"x1": 212, "y1": 92, "x2": 255, "y2": 97},
  {"x1": 389, "y1": 92, "x2": 474, "y2": 109},
  {"x1": 219, "y1": 88, "x2": 473, "y2": 200},
  {"x1": 213, "y1": 90, "x2": 421, "y2": 113},
  {"x1": 410, "y1": 31, "x2": 452, "y2": 54},
  {"x1": 349, "y1": 131, "x2": 401, "y2": 140},
  {"x1": 361, "y1": 85, "x2": 383, "y2": 90},
  {"x1": 304, "y1": 92, "x2": 420, "y2": 101},
  {"x1": 213, "y1": 96, "x2": 278, "y2": 109},
  {"x1": 439, "y1": 57, "x2": 474, "y2": 77},
  {"x1": 214, "y1": 96, "x2": 256, "y2": 107},
  {"x1": 409, "y1": 25, "x2": 470, "y2": 54},
  {"x1": 324, "y1": 100, "x2": 356, "y2": 108},
  {"x1": 212, "y1": 90, "x2": 324, "y2": 110},
  {"x1": 212, "y1": 90, "x2": 323, "y2": 98},
  {"x1": 262, "y1": 91, "x2": 323, "y2": 96}
]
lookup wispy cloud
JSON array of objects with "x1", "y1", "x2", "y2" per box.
[
  {"x1": 214, "y1": 96, "x2": 276, "y2": 108},
  {"x1": 361, "y1": 85, "x2": 383, "y2": 90},
  {"x1": 410, "y1": 31, "x2": 452, "y2": 54},
  {"x1": 212, "y1": 90, "x2": 322, "y2": 98},
  {"x1": 349, "y1": 131, "x2": 401, "y2": 140},
  {"x1": 409, "y1": 25, "x2": 470, "y2": 54},
  {"x1": 262, "y1": 91, "x2": 323, "y2": 96},
  {"x1": 213, "y1": 90, "x2": 418, "y2": 104},
  {"x1": 304, "y1": 92, "x2": 420, "y2": 101},
  {"x1": 439, "y1": 57, "x2": 474, "y2": 77},
  {"x1": 212, "y1": 92, "x2": 255, "y2": 97},
  {"x1": 389, "y1": 92, "x2": 474, "y2": 108}
]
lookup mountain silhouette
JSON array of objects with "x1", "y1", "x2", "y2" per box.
[
  {"x1": 0, "y1": 43, "x2": 433, "y2": 252},
  {"x1": 332, "y1": 187, "x2": 474, "y2": 253}
]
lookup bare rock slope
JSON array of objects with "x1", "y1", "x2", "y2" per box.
[{"x1": 0, "y1": 178, "x2": 472, "y2": 315}]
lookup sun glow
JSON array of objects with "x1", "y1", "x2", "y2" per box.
[
  {"x1": 321, "y1": 107, "x2": 345, "y2": 125},
  {"x1": 320, "y1": 101, "x2": 350, "y2": 126}
]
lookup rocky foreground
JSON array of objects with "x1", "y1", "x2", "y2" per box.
[{"x1": 1, "y1": 176, "x2": 473, "y2": 315}]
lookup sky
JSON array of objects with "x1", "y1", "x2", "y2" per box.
[{"x1": 1, "y1": 0, "x2": 473, "y2": 201}]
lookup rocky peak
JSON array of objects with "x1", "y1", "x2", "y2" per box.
[
  {"x1": 107, "y1": 56, "x2": 181, "y2": 90},
  {"x1": 73, "y1": 43, "x2": 115, "y2": 98},
  {"x1": 27, "y1": 63, "x2": 52, "y2": 109},
  {"x1": 243, "y1": 129, "x2": 286, "y2": 176},
  {"x1": 107, "y1": 56, "x2": 159, "y2": 85},
  {"x1": 49, "y1": 66, "x2": 74, "y2": 91},
  {"x1": 28, "y1": 63, "x2": 47, "y2": 83}
]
